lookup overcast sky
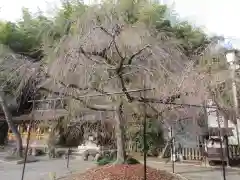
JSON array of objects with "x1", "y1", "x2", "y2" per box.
[
  {"x1": 0, "y1": 0, "x2": 240, "y2": 47},
  {"x1": 173, "y1": 0, "x2": 240, "y2": 47}
]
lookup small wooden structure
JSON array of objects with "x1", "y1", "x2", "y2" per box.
[{"x1": 1, "y1": 109, "x2": 68, "y2": 147}]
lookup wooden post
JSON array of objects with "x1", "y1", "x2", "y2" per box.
[
  {"x1": 183, "y1": 147, "x2": 186, "y2": 160},
  {"x1": 21, "y1": 99, "x2": 35, "y2": 180},
  {"x1": 192, "y1": 148, "x2": 195, "y2": 160}
]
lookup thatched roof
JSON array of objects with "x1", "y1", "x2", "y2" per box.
[{"x1": 0, "y1": 109, "x2": 68, "y2": 122}]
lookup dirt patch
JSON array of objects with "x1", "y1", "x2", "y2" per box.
[{"x1": 59, "y1": 164, "x2": 184, "y2": 180}]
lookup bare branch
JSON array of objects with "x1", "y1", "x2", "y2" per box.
[
  {"x1": 115, "y1": 42, "x2": 125, "y2": 72},
  {"x1": 138, "y1": 93, "x2": 182, "y2": 104},
  {"x1": 94, "y1": 26, "x2": 113, "y2": 37},
  {"x1": 78, "y1": 46, "x2": 114, "y2": 68},
  {"x1": 118, "y1": 73, "x2": 134, "y2": 102},
  {"x1": 40, "y1": 86, "x2": 115, "y2": 111},
  {"x1": 128, "y1": 45, "x2": 151, "y2": 65}
]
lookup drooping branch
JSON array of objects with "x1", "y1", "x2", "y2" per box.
[
  {"x1": 147, "y1": 103, "x2": 172, "y2": 118},
  {"x1": 139, "y1": 94, "x2": 182, "y2": 104},
  {"x1": 45, "y1": 19, "x2": 195, "y2": 113},
  {"x1": 39, "y1": 79, "x2": 116, "y2": 111},
  {"x1": 208, "y1": 87, "x2": 231, "y2": 122},
  {"x1": 58, "y1": 80, "x2": 89, "y2": 91},
  {"x1": 45, "y1": 74, "x2": 184, "y2": 108},
  {"x1": 78, "y1": 46, "x2": 114, "y2": 68}
]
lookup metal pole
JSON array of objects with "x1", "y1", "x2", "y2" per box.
[
  {"x1": 216, "y1": 110, "x2": 227, "y2": 180},
  {"x1": 21, "y1": 100, "x2": 35, "y2": 180},
  {"x1": 143, "y1": 80, "x2": 147, "y2": 180},
  {"x1": 67, "y1": 148, "x2": 70, "y2": 168},
  {"x1": 224, "y1": 135, "x2": 230, "y2": 166},
  {"x1": 222, "y1": 105, "x2": 230, "y2": 166},
  {"x1": 170, "y1": 127, "x2": 175, "y2": 173}
]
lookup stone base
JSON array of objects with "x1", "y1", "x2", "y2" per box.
[
  {"x1": 201, "y1": 157, "x2": 210, "y2": 167},
  {"x1": 16, "y1": 156, "x2": 38, "y2": 164}
]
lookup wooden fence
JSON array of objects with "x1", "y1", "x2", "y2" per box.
[
  {"x1": 179, "y1": 147, "x2": 202, "y2": 160},
  {"x1": 126, "y1": 142, "x2": 240, "y2": 161},
  {"x1": 228, "y1": 145, "x2": 240, "y2": 159},
  {"x1": 8, "y1": 132, "x2": 47, "y2": 141}
]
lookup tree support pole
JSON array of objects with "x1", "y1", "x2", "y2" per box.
[
  {"x1": 170, "y1": 127, "x2": 175, "y2": 173},
  {"x1": 21, "y1": 100, "x2": 35, "y2": 180},
  {"x1": 67, "y1": 148, "x2": 70, "y2": 169}
]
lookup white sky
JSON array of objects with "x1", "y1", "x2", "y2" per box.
[
  {"x1": 0, "y1": 0, "x2": 240, "y2": 47},
  {"x1": 172, "y1": 0, "x2": 240, "y2": 47}
]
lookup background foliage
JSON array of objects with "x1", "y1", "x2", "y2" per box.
[{"x1": 0, "y1": 0, "x2": 209, "y2": 61}]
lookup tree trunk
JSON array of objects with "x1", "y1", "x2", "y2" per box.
[
  {"x1": 0, "y1": 122, "x2": 8, "y2": 145},
  {"x1": 114, "y1": 101, "x2": 126, "y2": 164},
  {"x1": 0, "y1": 92, "x2": 23, "y2": 157}
]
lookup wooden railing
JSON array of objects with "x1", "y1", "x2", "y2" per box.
[
  {"x1": 228, "y1": 145, "x2": 240, "y2": 158},
  {"x1": 8, "y1": 133, "x2": 48, "y2": 141},
  {"x1": 8, "y1": 133, "x2": 48, "y2": 150},
  {"x1": 126, "y1": 142, "x2": 240, "y2": 161},
  {"x1": 181, "y1": 147, "x2": 202, "y2": 160}
]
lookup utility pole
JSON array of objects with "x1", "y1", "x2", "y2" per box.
[
  {"x1": 231, "y1": 68, "x2": 240, "y2": 146},
  {"x1": 226, "y1": 50, "x2": 240, "y2": 146}
]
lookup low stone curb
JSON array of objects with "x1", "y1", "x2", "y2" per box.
[
  {"x1": 139, "y1": 161, "x2": 189, "y2": 180},
  {"x1": 146, "y1": 160, "x2": 240, "y2": 171},
  {"x1": 57, "y1": 162, "x2": 188, "y2": 180},
  {"x1": 170, "y1": 172, "x2": 189, "y2": 180},
  {"x1": 56, "y1": 167, "x2": 96, "y2": 180}
]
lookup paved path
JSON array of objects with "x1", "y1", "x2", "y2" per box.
[
  {"x1": 1, "y1": 149, "x2": 240, "y2": 180},
  {"x1": 0, "y1": 157, "x2": 96, "y2": 180},
  {"x1": 146, "y1": 160, "x2": 240, "y2": 180}
]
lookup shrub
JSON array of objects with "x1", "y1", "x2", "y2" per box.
[
  {"x1": 97, "y1": 157, "x2": 115, "y2": 166},
  {"x1": 126, "y1": 157, "x2": 140, "y2": 165}
]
